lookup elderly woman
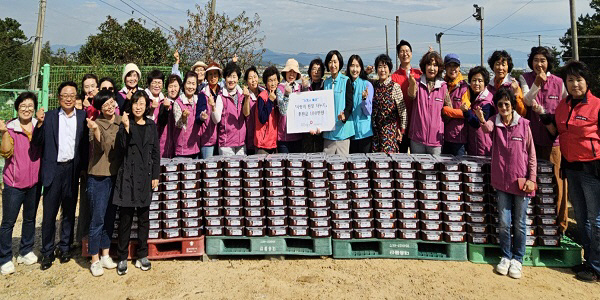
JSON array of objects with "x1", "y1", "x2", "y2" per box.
[
  {"x1": 475, "y1": 87, "x2": 537, "y2": 280},
  {"x1": 85, "y1": 90, "x2": 122, "y2": 277},
  {"x1": 173, "y1": 71, "x2": 202, "y2": 158},
  {"x1": 323, "y1": 50, "x2": 355, "y2": 155},
  {"x1": 463, "y1": 66, "x2": 495, "y2": 156},
  {"x1": 301, "y1": 58, "x2": 326, "y2": 153},
  {"x1": 254, "y1": 66, "x2": 280, "y2": 154},
  {"x1": 441, "y1": 54, "x2": 470, "y2": 156},
  {"x1": 274, "y1": 58, "x2": 304, "y2": 153},
  {"x1": 242, "y1": 66, "x2": 262, "y2": 155},
  {"x1": 347, "y1": 55, "x2": 374, "y2": 154},
  {"x1": 0, "y1": 92, "x2": 42, "y2": 275},
  {"x1": 487, "y1": 50, "x2": 526, "y2": 116},
  {"x1": 554, "y1": 61, "x2": 600, "y2": 282},
  {"x1": 117, "y1": 63, "x2": 141, "y2": 114},
  {"x1": 407, "y1": 51, "x2": 451, "y2": 155},
  {"x1": 519, "y1": 46, "x2": 568, "y2": 234},
  {"x1": 371, "y1": 54, "x2": 406, "y2": 153},
  {"x1": 196, "y1": 62, "x2": 221, "y2": 158}
]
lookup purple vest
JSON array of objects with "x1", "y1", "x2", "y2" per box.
[
  {"x1": 467, "y1": 89, "x2": 494, "y2": 156},
  {"x1": 490, "y1": 114, "x2": 535, "y2": 197},
  {"x1": 276, "y1": 83, "x2": 303, "y2": 142},
  {"x1": 3, "y1": 119, "x2": 41, "y2": 188},
  {"x1": 174, "y1": 96, "x2": 201, "y2": 156},
  {"x1": 218, "y1": 87, "x2": 247, "y2": 147},
  {"x1": 408, "y1": 78, "x2": 447, "y2": 147},
  {"x1": 152, "y1": 100, "x2": 174, "y2": 158},
  {"x1": 444, "y1": 81, "x2": 469, "y2": 144},
  {"x1": 199, "y1": 86, "x2": 217, "y2": 146},
  {"x1": 245, "y1": 87, "x2": 263, "y2": 150},
  {"x1": 522, "y1": 72, "x2": 563, "y2": 147}
]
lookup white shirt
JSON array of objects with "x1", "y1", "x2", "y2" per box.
[{"x1": 57, "y1": 108, "x2": 77, "y2": 162}]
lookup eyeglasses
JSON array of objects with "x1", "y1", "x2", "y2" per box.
[
  {"x1": 101, "y1": 87, "x2": 114, "y2": 91},
  {"x1": 18, "y1": 104, "x2": 35, "y2": 111},
  {"x1": 60, "y1": 94, "x2": 76, "y2": 100}
]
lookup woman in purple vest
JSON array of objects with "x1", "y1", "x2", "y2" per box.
[
  {"x1": 518, "y1": 46, "x2": 569, "y2": 235},
  {"x1": 441, "y1": 53, "x2": 470, "y2": 156},
  {"x1": 463, "y1": 66, "x2": 495, "y2": 156},
  {"x1": 0, "y1": 92, "x2": 42, "y2": 275},
  {"x1": 196, "y1": 62, "x2": 222, "y2": 159},
  {"x1": 242, "y1": 66, "x2": 263, "y2": 155},
  {"x1": 173, "y1": 71, "x2": 203, "y2": 158},
  {"x1": 275, "y1": 58, "x2": 304, "y2": 153},
  {"x1": 475, "y1": 88, "x2": 537, "y2": 280},
  {"x1": 212, "y1": 62, "x2": 249, "y2": 156},
  {"x1": 407, "y1": 51, "x2": 451, "y2": 155},
  {"x1": 146, "y1": 70, "x2": 174, "y2": 158}
]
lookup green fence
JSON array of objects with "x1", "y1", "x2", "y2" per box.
[{"x1": 46, "y1": 64, "x2": 172, "y2": 109}]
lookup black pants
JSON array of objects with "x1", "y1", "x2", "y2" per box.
[
  {"x1": 277, "y1": 140, "x2": 303, "y2": 154},
  {"x1": 399, "y1": 136, "x2": 411, "y2": 153},
  {"x1": 117, "y1": 206, "x2": 149, "y2": 261},
  {"x1": 350, "y1": 136, "x2": 373, "y2": 154},
  {"x1": 41, "y1": 161, "x2": 78, "y2": 257}
]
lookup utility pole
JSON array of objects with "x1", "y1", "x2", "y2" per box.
[
  {"x1": 385, "y1": 25, "x2": 389, "y2": 57},
  {"x1": 436, "y1": 32, "x2": 444, "y2": 56},
  {"x1": 473, "y1": 5, "x2": 484, "y2": 66},
  {"x1": 538, "y1": 35, "x2": 541, "y2": 47},
  {"x1": 569, "y1": 0, "x2": 579, "y2": 60},
  {"x1": 396, "y1": 16, "x2": 399, "y2": 70},
  {"x1": 29, "y1": 0, "x2": 46, "y2": 91},
  {"x1": 209, "y1": 0, "x2": 216, "y2": 58}
]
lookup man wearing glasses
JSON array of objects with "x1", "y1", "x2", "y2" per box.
[{"x1": 32, "y1": 81, "x2": 88, "y2": 270}]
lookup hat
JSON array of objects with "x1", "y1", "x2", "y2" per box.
[
  {"x1": 122, "y1": 63, "x2": 141, "y2": 84},
  {"x1": 396, "y1": 40, "x2": 412, "y2": 54},
  {"x1": 444, "y1": 53, "x2": 461, "y2": 66},
  {"x1": 281, "y1": 58, "x2": 301, "y2": 80},
  {"x1": 191, "y1": 61, "x2": 208, "y2": 72},
  {"x1": 205, "y1": 62, "x2": 222, "y2": 76}
]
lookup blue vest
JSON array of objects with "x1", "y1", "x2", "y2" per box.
[
  {"x1": 351, "y1": 78, "x2": 373, "y2": 140},
  {"x1": 323, "y1": 73, "x2": 355, "y2": 141}
]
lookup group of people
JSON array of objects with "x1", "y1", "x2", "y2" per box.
[{"x1": 0, "y1": 40, "x2": 598, "y2": 282}]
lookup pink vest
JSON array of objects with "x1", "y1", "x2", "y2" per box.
[
  {"x1": 152, "y1": 100, "x2": 175, "y2": 158},
  {"x1": 174, "y1": 96, "x2": 201, "y2": 156},
  {"x1": 199, "y1": 86, "x2": 217, "y2": 146},
  {"x1": 467, "y1": 89, "x2": 494, "y2": 156},
  {"x1": 276, "y1": 82, "x2": 303, "y2": 142},
  {"x1": 218, "y1": 86, "x2": 247, "y2": 147},
  {"x1": 3, "y1": 119, "x2": 41, "y2": 188},
  {"x1": 522, "y1": 72, "x2": 563, "y2": 147},
  {"x1": 490, "y1": 113, "x2": 535, "y2": 197},
  {"x1": 444, "y1": 81, "x2": 469, "y2": 144},
  {"x1": 245, "y1": 87, "x2": 262, "y2": 150},
  {"x1": 408, "y1": 78, "x2": 447, "y2": 147}
]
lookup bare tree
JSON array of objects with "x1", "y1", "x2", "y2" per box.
[{"x1": 172, "y1": 2, "x2": 266, "y2": 71}]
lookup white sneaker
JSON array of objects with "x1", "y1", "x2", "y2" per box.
[
  {"x1": 495, "y1": 257, "x2": 511, "y2": 275},
  {"x1": 1, "y1": 261, "x2": 15, "y2": 275},
  {"x1": 508, "y1": 259, "x2": 523, "y2": 279},
  {"x1": 16, "y1": 252, "x2": 38, "y2": 265},
  {"x1": 90, "y1": 261, "x2": 104, "y2": 277},
  {"x1": 100, "y1": 256, "x2": 117, "y2": 269}
]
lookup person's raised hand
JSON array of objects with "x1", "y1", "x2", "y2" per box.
[
  {"x1": 243, "y1": 86, "x2": 250, "y2": 98},
  {"x1": 365, "y1": 65, "x2": 374, "y2": 75},
  {"x1": 86, "y1": 118, "x2": 98, "y2": 130},
  {"x1": 174, "y1": 49, "x2": 180, "y2": 64},
  {"x1": 122, "y1": 112, "x2": 130, "y2": 131},
  {"x1": 182, "y1": 109, "x2": 190, "y2": 119},
  {"x1": 362, "y1": 87, "x2": 368, "y2": 100},
  {"x1": 207, "y1": 93, "x2": 216, "y2": 108},
  {"x1": 460, "y1": 102, "x2": 469, "y2": 112},
  {"x1": 200, "y1": 110, "x2": 209, "y2": 121},
  {"x1": 36, "y1": 108, "x2": 45, "y2": 124},
  {"x1": 0, "y1": 119, "x2": 7, "y2": 134},
  {"x1": 269, "y1": 88, "x2": 277, "y2": 102}
]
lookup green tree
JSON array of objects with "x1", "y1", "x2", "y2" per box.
[
  {"x1": 559, "y1": 0, "x2": 600, "y2": 94},
  {"x1": 172, "y1": 2, "x2": 265, "y2": 72},
  {"x1": 77, "y1": 16, "x2": 171, "y2": 65},
  {"x1": 0, "y1": 17, "x2": 31, "y2": 88}
]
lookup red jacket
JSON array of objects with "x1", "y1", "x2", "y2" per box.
[
  {"x1": 392, "y1": 67, "x2": 422, "y2": 131},
  {"x1": 556, "y1": 90, "x2": 600, "y2": 162},
  {"x1": 254, "y1": 90, "x2": 278, "y2": 149}
]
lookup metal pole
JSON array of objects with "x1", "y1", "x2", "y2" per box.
[
  {"x1": 396, "y1": 16, "x2": 399, "y2": 70},
  {"x1": 480, "y1": 10, "x2": 484, "y2": 67},
  {"x1": 385, "y1": 25, "x2": 389, "y2": 57},
  {"x1": 436, "y1": 33, "x2": 443, "y2": 57},
  {"x1": 209, "y1": 0, "x2": 216, "y2": 58},
  {"x1": 569, "y1": 0, "x2": 579, "y2": 60},
  {"x1": 41, "y1": 64, "x2": 50, "y2": 110},
  {"x1": 538, "y1": 35, "x2": 541, "y2": 47},
  {"x1": 29, "y1": 0, "x2": 46, "y2": 91}
]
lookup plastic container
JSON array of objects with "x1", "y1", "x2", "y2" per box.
[
  {"x1": 418, "y1": 180, "x2": 439, "y2": 191},
  {"x1": 396, "y1": 189, "x2": 417, "y2": 200},
  {"x1": 466, "y1": 223, "x2": 488, "y2": 234},
  {"x1": 205, "y1": 217, "x2": 224, "y2": 227},
  {"x1": 441, "y1": 202, "x2": 463, "y2": 212},
  {"x1": 467, "y1": 233, "x2": 488, "y2": 244},
  {"x1": 374, "y1": 199, "x2": 396, "y2": 209},
  {"x1": 289, "y1": 226, "x2": 309, "y2": 237},
  {"x1": 421, "y1": 230, "x2": 443, "y2": 241},
  {"x1": 351, "y1": 189, "x2": 372, "y2": 200},
  {"x1": 244, "y1": 207, "x2": 265, "y2": 217},
  {"x1": 537, "y1": 215, "x2": 558, "y2": 226},
  {"x1": 310, "y1": 228, "x2": 331, "y2": 238},
  {"x1": 327, "y1": 160, "x2": 347, "y2": 171},
  {"x1": 329, "y1": 180, "x2": 349, "y2": 191},
  {"x1": 395, "y1": 170, "x2": 416, "y2": 180},
  {"x1": 243, "y1": 188, "x2": 264, "y2": 198},
  {"x1": 418, "y1": 191, "x2": 440, "y2": 201},
  {"x1": 202, "y1": 169, "x2": 222, "y2": 179},
  {"x1": 266, "y1": 207, "x2": 287, "y2": 217},
  {"x1": 287, "y1": 178, "x2": 306, "y2": 188},
  {"x1": 374, "y1": 209, "x2": 396, "y2": 219},
  {"x1": 372, "y1": 169, "x2": 394, "y2": 179},
  {"x1": 352, "y1": 200, "x2": 372, "y2": 209},
  {"x1": 267, "y1": 217, "x2": 288, "y2": 227},
  {"x1": 442, "y1": 212, "x2": 465, "y2": 222},
  {"x1": 370, "y1": 159, "x2": 393, "y2": 170},
  {"x1": 354, "y1": 229, "x2": 375, "y2": 239},
  {"x1": 266, "y1": 197, "x2": 286, "y2": 207},
  {"x1": 537, "y1": 174, "x2": 555, "y2": 184},
  {"x1": 395, "y1": 180, "x2": 416, "y2": 190},
  {"x1": 149, "y1": 201, "x2": 161, "y2": 211},
  {"x1": 398, "y1": 219, "x2": 419, "y2": 229},
  {"x1": 537, "y1": 184, "x2": 557, "y2": 194},
  {"x1": 464, "y1": 202, "x2": 487, "y2": 213},
  {"x1": 288, "y1": 197, "x2": 308, "y2": 207},
  {"x1": 205, "y1": 226, "x2": 224, "y2": 236},
  {"x1": 376, "y1": 229, "x2": 397, "y2": 239},
  {"x1": 287, "y1": 168, "x2": 306, "y2": 178},
  {"x1": 375, "y1": 219, "x2": 396, "y2": 229},
  {"x1": 203, "y1": 159, "x2": 222, "y2": 170},
  {"x1": 417, "y1": 171, "x2": 438, "y2": 181},
  {"x1": 331, "y1": 200, "x2": 351, "y2": 210},
  {"x1": 443, "y1": 222, "x2": 466, "y2": 232},
  {"x1": 537, "y1": 160, "x2": 554, "y2": 174},
  {"x1": 534, "y1": 194, "x2": 558, "y2": 205},
  {"x1": 162, "y1": 219, "x2": 180, "y2": 229},
  {"x1": 537, "y1": 235, "x2": 560, "y2": 246},
  {"x1": 286, "y1": 157, "x2": 305, "y2": 168},
  {"x1": 307, "y1": 179, "x2": 327, "y2": 189},
  {"x1": 372, "y1": 179, "x2": 393, "y2": 189},
  {"x1": 308, "y1": 198, "x2": 329, "y2": 208},
  {"x1": 464, "y1": 193, "x2": 486, "y2": 203},
  {"x1": 224, "y1": 217, "x2": 244, "y2": 227},
  {"x1": 332, "y1": 219, "x2": 352, "y2": 230},
  {"x1": 289, "y1": 207, "x2": 309, "y2": 217},
  {"x1": 440, "y1": 191, "x2": 462, "y2": 202},
  {"x1": 225, "y1": 227, "x2": 244, "y2": 236},
  {"x1": 162, "y1": 229, "x2": 181, "y2": 239},
  {"x1": 162, "y1": 209, "x2": 180, "y2": 219},
  {"x1": 443, "y1": 232, "x2": 466, "y2": 243},
  {"x1": 308, "y1": 189, "x2": 328, "y2": 199},
  {"x1": 222, "y1": 158, "x2": 242, "y2": 169},
  {"x1": 223, "y1": 168, "x2": 242, "y2": 178},
  {"x1": 245, "y1": 217, "x2": 266, "y2": 227},
  {"x1": 223, "y1": 188, "x2": 242, "y2": 198},
  {"x1": 465, "y1": 213, "x2": 487, "y2": 223},
  {"x1": 149, "y1": 229, "x2": 162, "y2": 239},
  {"x1": 264, "y1": 156, "x2": 285, "y2": 168},
  {"x1": 397, "y1": 209, "x2": 418, "y2": 219},
  {"x1": 162, "y1": 200, "x2": 179, "y2": 210},
  {"x1": 537, "y1": 205, "x2": 557, "y2": 215},
  {"x1": 242, "y1": 169, "x2": 262, "y2": 179},
  {"x1": 463, "y1": 173, "x2": 486, "y2": 183},
  {"x1": 397, "y1": 199, "x2": 418, "y2": 209},
  {"x1": 161, "y1": 191, "x2": 179, "y2": 201},
  {"x1": 419, "y1": 200, "x2": 441, "y2": 211},
  {"x1": 332, "y1": 230, "x2": 353, "y2": 239},
  {"x1": 353, "y1": 209, "x2": 373, "y2": 219},
  {"x1": 160, "y1": 172, "x2": 179, "y2": 182},
  {"x1": 223, "y1": 178, "x2": 241, "y2": 188},
  {"x1": 307, "y1": 169, "x2": 328, "y2": 179},
  {"x1": 306, "y1": 158, "x2": 326, "y2": 169},
  {"x1": 160, "y1": 161, "x2": 179, "y2": 173},
  {"x1": 160, "y1": 182, "x2": 179, "y2": 192},
  {"x1": 538, "y1": 225, "x2": 559, "y2": 236},
  {"x1": 419, "y1": 210, "x2": 442, "y2": 220},
  {"x1": 224, "y1": 206, "x2": 243, "y2": 217},
  {"x1": 243, "y1": 178, "x2": 264, "y2": 188},
  {"x1": 398, "y1": 229, "x2": 420, "y2": 239},
  {"x1": 309, "y1": 208, "x2": 330, "y2": 218},
  {"x1": 243, "y1": 198, "x2": 264, "y2": 207},
  {"x1": 440, "y1": 181, "x2": 462, "y2": 192},
  {"x1": 439, "y1": 172, "x2": 462, "y2": 182},
  {"x1": 463, "y1": 183, "x2": 486, "y2": 193},
  {"x1": 331, "y1": 210, "x2": 352, "y2": 220},
  {"x1": 265, "y1": 187, "x2": 286, "y2": 198},
  {"x1": 373, "y1": 189, "x2": 394, "y2": 199},
  {"x1": 330, "y1": 190, "x2": 350, "y2": 200},
  {"x1": 246, "y1": 227, "x2": 266, "y2": 237},
  {"x1": 268, "y1": 227, "x2": 288, "y2": 237},
  {"x1": 289, "y1": 217, "x2": 309, "y2": 227}
]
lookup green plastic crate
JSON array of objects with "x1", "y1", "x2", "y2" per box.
[
  {"x1": 468, "y1": 236, "x2": 582, "y2": 267},
  {"x1": 332, "y1": 239, "x2": 467, "y2": 261},
  {"x1": 205, "y1": 236, "x2": 332, "y2": 256}
]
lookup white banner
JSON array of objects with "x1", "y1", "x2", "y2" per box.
[{"x1": 286, "y1": 90, "x2": 335, "y2": 134}]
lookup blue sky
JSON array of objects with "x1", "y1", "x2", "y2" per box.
[{"x1": 1, "y1": 0, "x2": 595, "y2": 66}]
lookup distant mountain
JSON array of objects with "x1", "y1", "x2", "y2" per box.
[
  {"x1": 261, "y1": 49, "x2": 325, "y2": 66},
  {"x1": 50, "y1": 44, "x2": 82, "y2": 54}
]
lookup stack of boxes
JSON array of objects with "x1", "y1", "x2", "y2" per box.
[
  {"x1": 221, "y1": 156, "x2": 244, "y2": 236},
  {"x1": 535, "y1": 160, "x2": 561, "y2": 246},
  {"x1": 437, "y1": 155, "x2": 467, "y2": 243},
  {"x1": 286, "y1": 154, "x2": 309, "y2": 236},
  {"x1": 304, "y1": 154, "x2": 329, "y2": 238},
  {"x1": 391, "y1": 154, "x2": 420, "y2": 240},
  {"x1": 178, "y1": 159, "x2": 203, "y2": 238},
  {"x1": 264, "y1": 154, "x2": 288, "y2": 236},
  {"x1": 328, "y1": 154, "x2": 353, "y2": 239},
  {"x1": 242, "y1": 154, "x2": 267, "y2": 236},
  {"x1": 462, "y1": 156, "x2": 492, "y2": 244},
  {"x1": 204, "y1": 157, "x2": 225, "y2": 236},
  {"x1": 413, "y1": 154, "x2": 444, "y2": 242},
  {"x1": 368, "y1": 153, "x2": 396, "y2": 239}
]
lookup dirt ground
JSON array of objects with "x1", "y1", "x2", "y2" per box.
[{"x1": 1, "y1": 204, "x2": 600, "y2": 300}]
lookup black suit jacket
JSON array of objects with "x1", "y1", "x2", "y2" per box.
[{"x1": 32, "y1": 108, "x2": 88, "y2": 188}]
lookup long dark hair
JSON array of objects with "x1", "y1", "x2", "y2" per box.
[{"x1": 346, "y1": 54, "x2": 368, "y2": 81}]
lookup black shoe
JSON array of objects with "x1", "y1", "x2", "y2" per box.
[
  {"x1": 576, "y1": 267, "x2": 599, "y2": 282},
  {"x1": 55, "y1": 248, "x2": 72, "y2": 264},
  {"x1": 572, "y1": 263, "x2": 587, "y2": 274},
  {"x1": 40, "y1": 255, "x2": 55, "y2": 271}
]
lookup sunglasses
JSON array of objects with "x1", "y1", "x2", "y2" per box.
[{"x1": 101, "y1": 87, "x2": 114, "y2": 91}]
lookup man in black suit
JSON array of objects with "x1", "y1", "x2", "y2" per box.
[{"x1": 33, "y1": 81, "x2": 88, "y2": 270}]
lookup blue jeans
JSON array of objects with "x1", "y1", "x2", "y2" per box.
[
  {"x1": 496, "y1": 190, "x2": 529, "y2": 263},
  {"x1": 442, "y1": 142, "x2": 466, "y2": 157},
  {"x1": 565, "y1": 168, "x2": 600, "y2": 273},
  {"x1": 201, "y1": 146, "x2": 215, "y2": 159},
  {"x1": 0, "y1": 184, "x2": 40, "y2": 264},
  {"x1": 410, "y1": 140, "x2": 442, "y2": 155},
  {"x1": 87, "y1": 176, "x2": 117, "y2": 255}
]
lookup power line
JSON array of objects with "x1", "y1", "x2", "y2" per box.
[
  {"x1": 97, "y1": 0, "x2": 132, "y2": 17},
  {"x1": 148, "y1": 0, "x2": 187, "y2": 13},
  {"x1": 128, "y1": 0, "x2": 176, "y2": 31},
  {"x1": 0, "y1": 36, "x2": 34, "y2": 53},
  {"x1": 118, "y1": 0, "x2": 174, "y2": 34},
  {"x1": 493, "y1": 28, "x2": 567, "y2": 36},
  {"x1": 442, "y1": 15, "x2": 473, "y2": 33},
  {"x1": 46, "y1": 7, "x2": 96, "y2": 26},
  {"x1": 486, "y1": 0, "x2": 534, "y2": 34}
]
